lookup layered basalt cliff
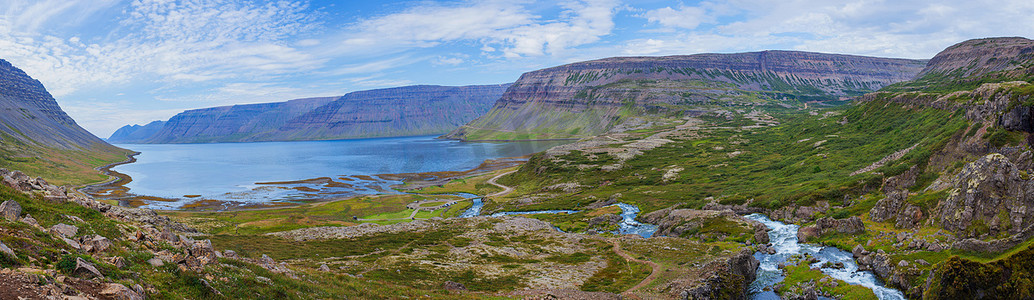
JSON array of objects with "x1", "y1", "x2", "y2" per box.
[
  {"x1": 109, "y1": 84, "x2": 509, "y2": 143},
  {"x1": 445, "y1": 51, "x2": 927, "y2": 141},
  {"x1": 0, "y1": 60, "x2": 111, "y2": 149}
]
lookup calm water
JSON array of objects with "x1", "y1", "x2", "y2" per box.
[{"x1": 113, "y1": 135, "x2": 566, "y2": 208}]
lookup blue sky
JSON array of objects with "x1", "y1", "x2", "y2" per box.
[{"x1": 1, "y1": 0, "x2": 1032, "y2": 137}]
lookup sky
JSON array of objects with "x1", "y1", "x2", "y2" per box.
[{"x1": 1, "y1": 0, "x2": 1032, "y2": 137}]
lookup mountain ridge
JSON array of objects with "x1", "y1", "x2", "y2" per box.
[{"x1": 444, "y1": 50, "x2": 928, "y2": 141}]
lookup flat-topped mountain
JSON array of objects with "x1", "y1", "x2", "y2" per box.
[
  {"x1": 444, "y1": 51, "x2": 927, "y2": 141},
  {"x1": 109, "y1": 84, "x2": 509, "y2": 143}
]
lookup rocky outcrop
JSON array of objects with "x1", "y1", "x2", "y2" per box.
[
  {"x1": 111, "y1": 84, "x2": 509, "y2": 143},
  {"x1": 676, "y1": 249, "x2": 759, "y2": 300},
  {"x1": 445, "y1": 51, "x2": 925, "y2": 140},
  {"x1": 641, "y1": 207, "x2": 766, "y2": 243},
  {"x1": 936, "y1": 153, "x2": 1034, "y2": 238},
  {"x1": 0, "y1": 200, "x2": 20, "y2": 222}
]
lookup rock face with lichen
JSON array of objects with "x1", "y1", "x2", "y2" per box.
[{"x1": 936, "y1": 153, "x2": 1034, "y2": 238}]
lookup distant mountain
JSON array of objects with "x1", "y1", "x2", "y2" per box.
[
  {"x1": 443, "y1": 51, "x2": 928, "y2": 141},
  {"x1": 109, "y1": 84, "x2": 510, "y2": 143},
  {"x1": 107, "y1": 120, "x2": 165, "y2": 143},
  {"x1": 0, "y1": 59, "x2": 129, "y2": 185}
]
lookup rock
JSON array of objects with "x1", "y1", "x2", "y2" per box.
[
  {"x1": 260, "y1": 254, "x2": 275, "y2": 266},
  {"x1": 111, "y1": 256, "x2": 128, "y2": 269},
  {"x1": 50, "y1": 223, "x2": 78, "y2": 238},
  {"x1": 0, "y1": 200, "x2": 21, "y2": 221},
  {"x1": 852, "y1": 244, "x2": 868, "y2": 258},
  {"x1": 84, "y1": 235, "x2": 112, "y2": 253},
  {"x1": 72, "y1": 257, "x2": 103, "y2": 279},
  {"x1": 189, "y1": 240, "x2": 218, "y2": 266},
  {"x1": 223, "y1": 250, "x2": 239, "y2": 259},
  {"x1": 916, "y1": 259, "x2": 931, "y2": 266},
  {"x1": 797, "y1": 226, "x2": 820, "y2": 243},
  {"x1": 937, "y1": 154, "x2": 1034, "y2": 237},
  {"x1": 443, "y1": 281, "x2": 467, "y2": 291},
  {"x1": 61, "y1": 237, "x2": 81, "y2": 250},
  {"x1": 20, "y1": 214, "x2": 40, "y2": 228},
  {"x1": 160, "y1": 227, "x2": 179, "y2": 244},
  {"x1": 898, "y1": 260, "x2": 909, "y2": 268},
  {"x1": 0, "y1": 241, "x2": 14, "y2": 257},
  {"x1": 100, "y1": 283, "x2": 144, "y2": 300},
  {"x1": 318, "y1": 264, "x2": 330, "y2": 272}
]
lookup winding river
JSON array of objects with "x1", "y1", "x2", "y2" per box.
[
  {"x1": 462, "y1": 201, "x2": 658, "y2": 237},
  {"x1": 745, "y1": 214, "x2": 905, "y2": 300}
]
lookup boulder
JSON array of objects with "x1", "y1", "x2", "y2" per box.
[
  {"x1": 0, "y1": 200, "x2": 21, "y2": 222},
  {"x1": 223, "y1": 250, "x2": 239, "y2": 259},
  {"x1": 100, "y1": 283, "x2": 144, "y2": 300},
  {"x1": 147, "y1": 257, "x2": 165, "y2": 267},
  {"x1": 50, "y1": 223, "x2": 78, "y2": 238},
  {"x1": 20, "y1": 214, "x2": 40, "y2": 229},
  {"x1": 852, "y1": 244, "x2": 868, "y2": 258},
  {"x1": 798, "y1": 216, "x2": 865, "y2": 242},
  {"x1": 318, "y1": 264, "x2": 331, "y2": 272},
  {"x1": 83, "y1": 235, "x2": 112, "y2": 253},
  {"x1": 72, "y1": 257, "x2": 103, "y2": 278},
  {"x1": 189, "y1": 240, "x2": 218, "y2": 266}
]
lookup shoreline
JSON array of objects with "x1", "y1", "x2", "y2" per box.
[{"x1": 84, "y1": 151, "x2": 534, "y2": 212}]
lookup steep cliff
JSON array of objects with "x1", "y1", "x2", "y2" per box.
[
  {"x1": 0, "y1": 60, "x2": 110, "y2": 149},
  {"x1": 444, "y1": 51, "x2": 927, "y2": 141},
  {"x1": 111, "y1": 84, "x2": 509, "y2": 143},
  {"x1": 0, "y1": 59, "x2": 129, "y2": 185}
]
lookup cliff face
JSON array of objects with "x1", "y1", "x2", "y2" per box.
[
  {"x1": 111, "y1": 84, "x2": 509, "y2": 143},
  {"x1": 0, "y1": 60, "x2": 110, "y2": 150},
  {"x1": 917, "y1": 37, "x2": 1034, "y2": 79},
  {"x1": 445, "y1": 51, "x2": 927, "y2": 141}
]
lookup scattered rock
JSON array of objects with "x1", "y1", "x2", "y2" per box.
[
  {"x1": 916, "y1": 259, "x2": 931, "y2": 266},
  {"x1": 223, "y1": 250, "x2": 239, "y2": 259},
  {"x1": 0, "y1": 200, "x2": 21, "y2": 222},
  {"x1": 897, "y1": 260, "x2": 909, "y2": 268},
  {"x1": 318, "y1": 264, "x2": 330, "y2": 272},
  {"x1": 852, "y1": 244, "x2": 868, "y2": 258},
  {"x1": 72, "y1": 257, "x2": 103, "y2": 279},
  {"x1": 50, "y1": 223, "x2": 78, "y2": 238},
  {"x1": 443, "y1": 281, "x2": 467, "y2": 291}
]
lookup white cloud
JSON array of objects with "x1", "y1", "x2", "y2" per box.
[
  {"x1": 338, "y1": 0, "x2": 622, "y2": 58},
  {"x1": 643, "y1": 5, "x2": 712, "y2": 30}
]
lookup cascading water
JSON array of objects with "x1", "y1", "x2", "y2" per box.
[
  {"x1": 614, "y1": 203, "x2": 658, "y2": 238},
  {"x1": 745, "y1": 213, "x2": 905, "y2": 300}
]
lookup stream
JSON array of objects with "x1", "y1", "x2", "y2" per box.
[
  {"x1": 460, "y1": 200, "x2": 658, "y2": 237},
  {"x1": 745, "y1": 214, "x2": 905, "y2": 300}
]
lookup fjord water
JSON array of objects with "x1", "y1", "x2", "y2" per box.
[{"x1": 113, "y1": 135, "x2": 565, "y2": 208}]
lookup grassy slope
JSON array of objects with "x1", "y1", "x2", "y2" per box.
[
  {"x1": 0, "y1": 132, "x2": 132, "y2": 186},
  {"x1": 493, "y1": 101, "x2": 967, "y2": 215}
]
